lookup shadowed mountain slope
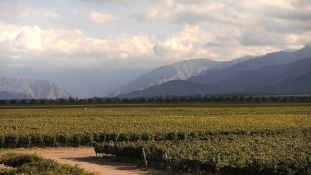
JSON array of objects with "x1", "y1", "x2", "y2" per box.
[{"x1": 110, "y1": 58, "x2": 224, "y2": 97}]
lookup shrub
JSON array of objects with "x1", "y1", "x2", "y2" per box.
[{"x1": 0, "y1": 153, "x2": 93, "y2": 175}]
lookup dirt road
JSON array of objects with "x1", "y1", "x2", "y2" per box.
[{"x1": 0, "y1": 148, "x2": 172, "y2": 175}]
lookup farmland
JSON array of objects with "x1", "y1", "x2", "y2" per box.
[{"x1": 0, "y1": 102, "x2": 311, "y2": 174}]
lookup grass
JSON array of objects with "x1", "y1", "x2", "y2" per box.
[{"x1": 0, "y1": 152, "x2": 94, "y2": 175}]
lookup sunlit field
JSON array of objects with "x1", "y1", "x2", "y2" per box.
[{"x1": 1, "y1": 102, "x2": 310, "y2": 174}]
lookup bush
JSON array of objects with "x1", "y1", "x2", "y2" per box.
[
  {"x1": 0, "y1": 153, "x2": 93, "y2": 175},
  {"x1": 9, "y1": 100, "x2": 16, "y2": 104}
]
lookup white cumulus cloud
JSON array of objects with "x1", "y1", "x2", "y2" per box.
[
  {"x1": 17, "y1": 8, "x2": 62, "y2": 19},
  {"x1": 0, "y1": 21, "x2": 157, "y2": 68},
  {"x1": 88, "y1": 11, "x2": 119, "y2": 23}
]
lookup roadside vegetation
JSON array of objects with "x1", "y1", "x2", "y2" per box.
[{"x1": 0, "y1": 152, "x2": 94, "y2": 175}]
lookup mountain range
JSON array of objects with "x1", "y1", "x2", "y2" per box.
[
  {"x1": 187, "y1": 45, "x2": 311, "y2": 85},
  {"x1": 118, "y1": 45, "x2": 311, "y2": 98},
  {"x1": 0, "y1": 77, "x2": 74, "y2": 99},
  {"x1": 109, "y1": 56, "x2": 255, "y2": 97},
  {"x1": 0, "y1": 67, "x2": 148, "y2": 98},
  {"x1": 109, "y1": 58, "x2": 224, "y2": 97},
  {"x1": 1, "y1": 45, "x2": 310, "y2": 100},
  {"x1": 244, "y1": 72, "x2": 311, "y2": 94}
]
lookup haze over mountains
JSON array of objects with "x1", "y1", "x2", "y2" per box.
[
  {"x1": 118, "y1": 45, "x2": 311, "y2": 98},
  {"x1": 244, "y1": 72, "x2": 311, "y2": 94},
  {"x1": 188, "y1": 45, "x2": 311, "y2": 85},
  {"x1": 1, "y1": 45, "x2": 310, "y2": 100},
  {"x1": 0, "y1": 67, "x2": 148, "y2": 98},
  {"x1": 0, "y1": 77, "x2": 74, "y2": 99},
  {"x1": 110, "y1": 56, "x2": 259, "y2": 97},
  {"x1": 109, "y1": 58, "x2": 225, "y2": 97}
]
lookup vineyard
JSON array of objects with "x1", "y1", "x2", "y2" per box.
[{"x1": 0, "y1": 103, "x2": 311, "y2": 174}]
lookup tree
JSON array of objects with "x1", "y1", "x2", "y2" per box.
[
  {"x1": 269, "y1": 97, "x2": 279, "y2": 102},
  {"x1": 218, "y1": 96, "x2": 225, "y2": 102},
  {"x1": 232, "y1": 95, "x2": 239, "y2": 102},
  {"x1": 301, "y1": 96, "x2": 307, "y2": 102},
  {"x1": 225, "y1": 97, "x2": 232, "y2": 102},
  {"x1": 106, "y1": 98, "x2": 112, "y2": 103},
  {"x1": 115, "y1": 98, "x2": 121, "y2": 102},
  {"x1": 164, "y1": 98, "x2": 171, "y2": 102},
  {"x1": 239, "y1": 96, "x2": 245, "y2": 102},
  {"x1": 131, "y1": 98, "x2": 137, "y2": 102},
  {"x1": 195, "y1": 97, "x2": 203, "y2": 102},
  {"x1": 254, "y1": 97, "x2": 261, "y2": 102},
  {"x1": 68, "y1": 97, "x2": 75, "y2": 103},
  {"x1": 148, "y1": 98, "x2": 155, "y2": 102},
  {"x1": 281, "y1": 97, "x2": 287, "y2": 102},
  {"x1": 122, "y1": 98, "x2": 129, "y2": 102},
  {"x1": 203, "y1": 96, "x2": 211, "y2": 102},
  {"x1": 139, "y1": 98, "x2": 146, "y2": 102},
  {"x1": 172, "y1": 97, "x2": 179, "y2": 102},
  {"x1": 156, "y1": 98, "x2": 163, "y2": 102},
  {"x1": 180, "y1": 97, "x2": 187, "y2": 102},
  {"x1": 187, "y1": 97, "x2": 195, "y2": 102},
  {"x1": 87, "y1": 98, "x2": 93, "y2": 103},
  {"x1": 247, "y1": 96, "x2": 253, "y2": 102},
  {"x1": 30, "y1": 99, "x2": 37, "y2": 104},
  {"x1": 261, "y1": 97, "x2": 268, "y2": 102},
  {"x1": 20, "y1": 99, "x2": 27, "y2": 104},
  {"x1": 211, "y1": 96, "x2": 218, "y2": 102},
  {"x1": 10, "y1": 100, "x2": 17, "y2": 104}
]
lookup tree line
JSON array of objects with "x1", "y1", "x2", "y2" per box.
[{"x1": 1, "y1": 95, "x2": 310, "y2": 104}]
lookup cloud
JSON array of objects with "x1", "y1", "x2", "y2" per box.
[
  {"x1": 0, "y1": 21, "x2": 157, "y2": 68},
  {"x1": 1, "y1": 0, "x2": 311, "y2": 69},
  {"x1": 88, "y1": 11, "x2": 119, "y2": 23},
  {"x1": 133, "y1": 0, "x2": 311, "y2": 30},
  {"x1": 17, "y1": 8, "x2": 62, "y2": 19},
  {"x1": 147, "y1": 0, "x2": 311, "y2": 51},
  {"x1": 131, "y1": 5, "x2": 172, "y2": 20},
  {"x1": 0, "y1": 2, "x2": 62, "y2": 20},
  {"x1": 205, "y1": 41, "x2": 221, "y2": 47},
  {"x1": 153, "y1": 25, "x2": 220, "y2": 59},
  {"x1": 74, "y1": 0, "x2": 128, "y2": 4}
]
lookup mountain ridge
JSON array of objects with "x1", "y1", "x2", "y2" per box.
[
  {"x1": 0, "y1": 76, "x2": 75, "y2": 99},
  {"x1": 117, "y1": 80, "x2": 213, "y2": 98},
  {"x1": 118, "y1": 53, "x2": 311, "y2": 98},
  {"x1": 187, "y1": 45, "x2": 311, "y2": 85},
  {"x1": 109, "y1": 58, "x2": 225, "y2": 97}
]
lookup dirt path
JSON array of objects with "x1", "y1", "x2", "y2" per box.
[{"x1": 0, "y1": 148, "x2": 173, "y2": 175}]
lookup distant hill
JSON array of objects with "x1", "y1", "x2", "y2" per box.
[
  {"x1": 109, "y1": 58, "x2": 224, "y2": 97},
  {"x1": 118, "y1": 56, "x2": 311, "y2": 98},
  {"x1": 204, "y1": 56, "x2": 311, "y2": 94},
  {"x1": 117, "y1": 80, "x2": 212, "y2": 98},
  {"x1": 0, "y1": 77, "x2": 75, "y2": 99},
  {"x1": 243, "y1": 72, "x2": 311, "y2": 94},
  {"x1": 199, "y1": 55, "x2": 257, "y2": 76},
  {"x1": 0, "y1": 89, "x2": 32, "y2": 100},
  {"x1": 187, "y1": 45, "x2": 311, "y2": 85},
  {"x1": 0, "y1": 66, "x2": 148, "y2": 98}
]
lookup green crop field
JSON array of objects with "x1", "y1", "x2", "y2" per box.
[{"x1": 0, "y1": 102, "x2": 311, "y2": 174}]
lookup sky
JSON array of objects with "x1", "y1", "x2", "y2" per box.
[{"x1": 1, "y1": 0, "x2": 311, "y2": 71}]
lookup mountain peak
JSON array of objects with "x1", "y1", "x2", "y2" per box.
[
  {"x1": 109, "y1": 58, "x2": 225, "y2": 97},
  {"x1": 0, "y1": 76, "x2": 75, "y2": 99}
]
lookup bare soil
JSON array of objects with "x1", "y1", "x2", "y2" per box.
[{"x1": 0, "y1": 148, "x2": 174, "y2": 175}]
